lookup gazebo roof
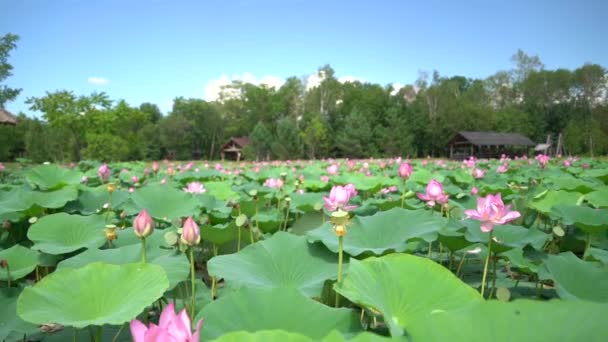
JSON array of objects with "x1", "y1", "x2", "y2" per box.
[
  {"x1": 0, "y1": 108, "x2": 17, "y2": 125},
  {"x1": 222, "y1": 136, "x2": 250, "y2": 150},
  {"x1": 449, "y1": 131, "x2": 535, "y2": 147}
]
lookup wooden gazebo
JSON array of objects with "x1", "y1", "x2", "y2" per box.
[
  {"x1": 448, "y1": 131, "x2": 535, "y2": 159},
  {"x1": 221, "y1": 136, "x2": 250, "y2": 161},
  {"x1": 0, "y1": 108, "x2": 17, "y2": 125}
]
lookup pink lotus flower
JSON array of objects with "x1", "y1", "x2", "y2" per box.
[
  {"x1": 416, "y1": 179, "x2": 449, "y2": 207},
  {"x1": 98, "y1": 164, "x2": 110, "y2": 182},
  {"x1": 398, "y1": 162, "x2": 412, "y2": 179},
  {"x1": 0, "y1": 163, "x2": 4, "y2": 172},
  {"x1": 129, "y1": 187, "x2": 135, "y2": 193},
  {"x1": 472, "y1": 168, "x2": 485, "y2": 179},
  {"x1": 264, "y1": 178, "x2": 284, "y2": 189},
  {"x1": 323, "y1": 185, "x2": 357, "y2": 212},
  {"x1": 327, "y1": 164, "x2": 339, "y2": 175},
  {"x1": 130, "y1": 302, "x2": 203, "y2": 342},
  {"x1": 183, "y1": 182, "x2": 206, "y2": 194},
  {"x1": 496, "y1": 163, "x2": 508, "y2": 173},
  {"x1": 133, "y1": 209, "x2": 154, "y2": 238},
  {"x1": 132, "y1": 176, "x2": 139, "y2": 184},
  {"x1": 470, "y1": 186, "x2": 479, "y2": 195},
  {"x1": 463, "y1": 157, "x2": 476, "y2": 168},
  {"x1": 380, "y1": 186, "x2": 398, "y2": 195},
  {"x1": 535, "y1": 154, "x2": 550, "y2": 168},
  {"x1": 320, "y1": 175, "x2": 330, "y2": 183},
  {"x1": 563, "y1": 159, "x2": 572, "y2": 168},
  {"x1": 152, "y1": 161, "x2": 160, "y2": 173},
  {"x1": 181, "y1": 216, "x2": 200, "y2": 245},
  {"x1": 464, "y1": 193, "x2": 521, "y2": 232}
]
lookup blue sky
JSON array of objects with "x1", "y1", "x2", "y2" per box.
[{"x1": 1, "y1": 0, "x2": 606, "y2": 115}]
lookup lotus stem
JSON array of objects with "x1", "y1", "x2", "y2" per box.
[
  {"x1": 6, "y1": 264, "x2": 11, "y2": 288},
  {"x1": 491, "y1": 251, "x2": 497, "y2": 297},
  {"x1": 427, "y1": 241, "x2": 432, "y2": 259},
  {"x1": 211, "y1": 244, "x2": 218, "y2": 300},
  {"x1": 335, "y1": 235, "x2": 344, "y2": 308},
  {"x1": 95, "y1": 325, "x2": 102, "y2": 342},
  {"x1": 189, "y1": 247, "x2": 196, "y2": 320},
  {"x1": 481, "y1": 233, "x2": 493, "y2": 298},
  {"x1": 584, "y1": 233, "x2": 591, "y2": 259},
  {"x1": 237, "y1": 227, "x2": 241, "y2": 251},
  {"x1": 111, "y1": 323, "x2": 126, "y2": 342},
  {"x1": 141, "y1": 238, "x2": 147, "y2": 263},
  {"x1": 456, "y1": 253, "x2": 467, "y2": 278}
]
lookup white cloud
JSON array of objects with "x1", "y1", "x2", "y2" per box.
[
  {"x1": 204, "y1": 73, "x2": 286, "y2": 101},
  {"x1": 390, "y1": 82, "x2": 405, "y2": 96},
  {"x1": 87, "y1": 76, "x2": 109, "y2": 86}
]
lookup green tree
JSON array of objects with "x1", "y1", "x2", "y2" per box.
[{"x1": 0, "y1": 33, "x2": 21, "y2": 108}]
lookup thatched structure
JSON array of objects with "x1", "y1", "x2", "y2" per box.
[
  {"x1": 448, "y1": 131, "x2": 535, "y2": 159},
  {"x1": 0, "y1": 108, "x2": 17, "y2": 125},
  {"x1": 221, "y1": 136, "x2": 250, "y2": 161}
]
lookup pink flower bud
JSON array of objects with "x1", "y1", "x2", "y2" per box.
[
  {"x1": 98, "y1": 164, "x2": 110, "y2": 182},
  {"x1": 181, "y1": 217, "x2": 200, "y2": 246},
  {"x1": 133, "y1": 209, "x2": 154, "y2": 238},
  {"x1": 398, "y1": 162, "x2": 412, "y2": 179}
]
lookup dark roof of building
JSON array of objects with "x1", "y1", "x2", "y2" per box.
[
  {"x1": 223, "y1": 136, "x2": 251, "y2": 150},
  {"x1": 0, "y1": 108, "x2": 17, "y2": 125},
  {"x1": 449, "y1": 131, "x2": 535, "y2": 146}
]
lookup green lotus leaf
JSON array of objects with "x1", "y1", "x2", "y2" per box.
[
  {"x1": 195, "y1": 287, "x2": 361, "y2": 340},
  {"x1": 290, "y1": 193, "x2": 324, "y2": 212},
  {"x1": 211, "y1": 330, "x2": 314, "y2": 342},
  {"x1": 252, "y1": 208, "x2": 282, "y2": 233},
  {"x1": 547, "y1": 176, "x2": 596, "y2": 193},
  {"x1": 0, "y1": 245, "x2": 38, "y2": 281},
  {"x1": 307, "y1": 208, "x2": 447, "y2": 256},
  {"x1": 550, "y1": 204, "x2": 608, "y2": 233},
  {"x1": 586, "y1": 186, "x2": 608, "y2": 208},
  {"x1": 408, "y1": 168, "x2": 445, "y2": 185},
  {"x1": 582, "y1": 168, "x2": 608, "y2": 183},
  {"x1": 201, "y1": 222, "x2": 241, "y2": 245},
  {"x1": 131, "y1": 185, "x2": 200, "y2": 220},
  {"x1": 464, "y1": 222, "x2": 549, "y2": 252},
  {"x1": 529, "y1": 190, "x2": 583, "y2": 214},
  {"x1": 212, "y1": 330, "x2": 395, "y2": 342},
  {"x1": 0, "y1": 288, "x2": 39, "y2": 342},
  {"x1": 205, "y1": 181, "x2": 240, "y2": 201},
  {"x1": 17, "y1": 262, "x2": 169, "y2": 328},
  {"x1": 27, "y1": 213, "x2": 107, "y2": 254},
  {"x1": 208, "y1": 232, "x2": 340, "y2": 296},
  {"x1": 334, "y1": 253, "x2": 481, "y2": 337},
  {"x1": 57, "y1": 235, "x2": 188, "y2": 289},
  {"x1": 66, "y1": 186, "x2": 130, "y2": 215},
  {"x1": 542, "y1": 252, "x2": 608, "y2": 302},
  {"x1": 25, "y1": 164, "x2": 83, "y2": 190},
  {"x1": 27, "y1": 186, "x2": 79, "y2": 209},
  {"x1": 410, "y1": 299, "x2": 608, "y2": 341}
]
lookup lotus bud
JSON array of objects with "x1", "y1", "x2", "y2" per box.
[
  {"x1": 105, "y1": 225, "x2": 118, "y2": 242},
  {"x1": 398, "y1": 162, "x2": 412, "y2": 179},
  {"x1": 98, "y1": 164, "x2": 110, "y2": 182},
  {"x1": 131, "y1": 176, "x2": 139, "y2": 184},
  {"x1": 133, "y1": 209, "x2": 154, "y2": 238},
  {"x1": 181, "y1": 217, "x2": 201, "y2": 246},
  {"x1": 106, "y1": 183, "x2": 117, "y2": 193}
]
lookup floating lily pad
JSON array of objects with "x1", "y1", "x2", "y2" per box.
[
  {"x1": 411, "y1": 299, "x2": 608, "y2": 341},
  {"x1": 542, "y1": 252, "x2": 608, "y2": 302},
  {"x1": 307, "y1": 208, "x2": 447, "y2": 256},
  {"x1": 549, "y1": 204, "x2": 608, "y2": 233},
  {"x1": 334, "y1": 254, "x2": 481, "y2": 337},
  {"x1": 205, "y1": 181, "x2": 240, "y2": 201},
  {"x1": 208, "y1": 232, "x2": 340, "y2": 297},
  {"x1": 0, "y1": 245, "x2": 38, "y2": 281},
  {"x1": 131, "y1": 185, "x2": 200, "y2": 220},
  {"x1": 0, "y1": 288, "x2": 39, "y2": 341},
  {"x1": 27, "y1": 213, "x2": 107, "y2": 254},
  {"x1": 586, "y1": 186, "x2": 608, "y2": 208},
  {"x1": 17, "y1": 262, "x2": 169, "y2": 328},
  {"x1": 25, "y1": 164, "x2": 83, "y2": 190},
  {"x1": 529, "y1": 190, "x2": 582, "y2": 214},
  {"x1": 57, "y1": 237, "x2": 188, "y2": 289},
  {"x1": 195, "y1": 287, "x2": 361, "y2": 340}
]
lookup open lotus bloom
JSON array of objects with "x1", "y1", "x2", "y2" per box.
[
  {"x1": 324, "y1": 185, "x2": 357, "y2": 211},
  {"x1": 464, "y1": 193, "x2": 521, "y2": 232},
  {"x1": 130, "y1": 303, "x2": 203, "y2": 342},
  {"x1": 264, "y1": 178, "x2": 284, "y2": 188},
  {"x1": 183, "y1": 181, "x2": 206, "y2": 194},
  {"x1": 416, "y1": 179, "x2": 449, "y2": 207}
]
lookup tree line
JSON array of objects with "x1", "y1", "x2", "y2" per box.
[{"x1": 1, "y1": 34, "x2": 607, "y2": 162}]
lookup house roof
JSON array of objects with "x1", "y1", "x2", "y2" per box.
[
  {"x1": 0, "y1": 108, "x2": 17, "y2": 125},
  {"x1": 449, "y1": 131, "x2": 535, "y2": 147},
  {"x1": 222, "y1": 136, "x2": 250, "y2": 150}
]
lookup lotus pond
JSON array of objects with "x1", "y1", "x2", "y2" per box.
[{"x1": 0, "y1": 156, "x2": 607, "y2": 341}]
